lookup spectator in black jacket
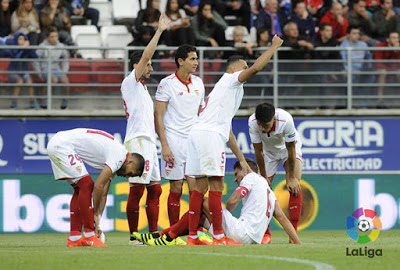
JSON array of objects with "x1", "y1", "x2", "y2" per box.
[{"x1": 254, "y1": 0, "x2": 288, "y2": 37}]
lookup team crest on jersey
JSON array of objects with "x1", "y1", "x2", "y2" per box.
[
  {"x1": 157, "y1": 85, "x2": 162, "y2": 92},
  {"x1": 142, "y1": 173, "x2": 147, "y2": 180},
  {"x1": 166, "y1": 170, "x2": 171, "y2": 176},
  {"x1": 75, "y1": 166, "x2": 82, "y2": 174},
  {"x1": 117, "y1": 160, "x2": 123, "y2": 169},
  {"x1": 194, "y1": 89, "x2": 199, "y2": 95},
  {"x1": 178, "y1": 92, "x2": 183, "y2": 96}
]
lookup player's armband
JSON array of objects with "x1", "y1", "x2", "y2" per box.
[{"x1": 235, "y1": 186, "x2": 249, "y2": 198}]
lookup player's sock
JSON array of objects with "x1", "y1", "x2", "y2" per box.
[
  {"x1": 127, "y1": 185, "x2": 145, "y2": 234},
  {"x1": 188, "y1": 190, "x2": 204, "y2": 238},
  {"x1": 159, "y1": 227, "x2": 170, "y2": 235},
  {"x1": 146, "y1": 183, "x2": 162, "y2": 232},
  {"x1": 170, "y1": 211, "x2": 189, "y2": 238},
  {"x1": 209, "y1": 190, "x2": 223, "y2": 237},
  {"x1": 168, "y1": 190, "x2": 182, "y2": 226},
  {"x1": 70, "y1": 186, "x2": 82, "y2": 237},
  {"x1": 289, "y1": 191, "x2": 303, "y2": 232},
  {"x1": 265, "y1": 224, "x2": 271, "y2": 235},
  {"x1": 76, "y1": 175, "x2": 95, "y2": 233}
]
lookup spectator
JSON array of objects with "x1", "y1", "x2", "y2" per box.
[
  {"x1": 0, "y1": 0, "x2": 11, "y2": 37},
  {"x1": 291, "y1": 1, "x2": 316, "y2": 41},
  {"x1": 279, "y1": 22, "x2": 314, "y2": 99},
  {"x1": 225, "y1": 25, "x2": 257, "y2": 59},
  {"x1": 313, "y1": 22, "x2": 343, "y2": 106},
  {"x1": 333, "y1": 0, "x2": 350, "y2": 14},
  {"x1": 6, "y1": 32, "x2": 38, "y2": 109},
  {"x1": 372, "y1": 0, "x2": 400, "y2": 40},
  {"x1": 34, "y1": 27, "x2": 70, "y2": 109},
  {"x1": 39, "y1": 0, "x2": 76, "y2": 48},
  {"x1": 340, "y1": 26, "x2": 375, "y2": 107},
  {"x1": 304, "y1": 0, "x2": 324, "y2": 16},
  {"x1": 254, "y1": 0, "x2": 288, "y2": 37},
  {"x1": 164, "y1": 0, "x2": 195, "y2": 45},
  {"x1": 221, "y1": 0, "x2": 252, "y2": 30},
  {"x1": 320, "y1": 2, "x2": 348, "y2": 42},
  {"x1": 11, "y1": 0, "x2": 40, "y2": 45},
  {"x1": 61, "y1": 0, "x2": 99, "y2": 27},
  {"x1": 346, "y1": 0, "x2": 378, "y2": 46},
  {"x1": 366, "y1": 0, "x2": 381, "y2": 14},
  {"x1": 135, "y1": 0, "x2": 163, "y2": 41},
  {"x1": 373, "y1": 31, "x2": 400, "y2": 107},
  {"x1": 180, "y1": 0, "x2": 200, "y2": 16},
  {"x1": 34, "y1": 0, "x2": 46, "y2": 13},
  {"x1": 191, "y1": 0, "x2": 227, "y2": 52}
]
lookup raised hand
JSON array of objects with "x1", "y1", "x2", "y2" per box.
[
  {"x1": 158, "y1": 12, "x2": 171, "y2": 32},
  {"x1": 271, "y1": 35, "x2": 283, "y2": 48}
]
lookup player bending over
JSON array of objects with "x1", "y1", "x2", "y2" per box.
[
  {"x1": 47, "y1": 128, "x2": 144, "y2": 247},
  {"x1": 133, "y1": 158, "x2": 301, "y2": 245}
]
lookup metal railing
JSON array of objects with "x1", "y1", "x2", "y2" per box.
[{"x1": 0, "y1": 45, "x2": 399, "y2": 111}]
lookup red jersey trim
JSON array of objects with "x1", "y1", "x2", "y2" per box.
[
  {"x1": 56, "y1": 174, "x2": 89, "y2": 181},
  {"x1": 155, "y1": 99, "x2": 168, "y2": 103},
  {"x1": 235, "y1": 186, "x2": 249, "y2": 198},
  {"x1": 175, "y1": 71, "x2": 192, "y2": 93}
]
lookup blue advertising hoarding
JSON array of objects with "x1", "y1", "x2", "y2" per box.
[{"x1": 0, "y1": 118, "x2": 398, "y2": 174}]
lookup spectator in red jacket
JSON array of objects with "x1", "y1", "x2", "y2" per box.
[
  {"x1": 374, "y1": 31, "x2": 400, "y2": 107},
  {"x1": 320, "y1": 2, "x2": 348, "y2": 42}
]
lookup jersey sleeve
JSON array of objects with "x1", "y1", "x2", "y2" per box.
[
  {"x1": 155, "y1": 79, "x2": 172, "y2": 102},
  {"x1": 235, "y1": 175, "x2": 254, "y2": 198},
  {"x1": 248, "y1": 116, "x2": 262, "y2": 144},
  {"x1": 231, "y1": 71, "x2": 243, "y2": 87},
  {"x1": 105, "y1": 149, "x2": 128, "y2": 174},
  {"x1": 282, "y1": 113, "x2": 297, "y2": 143},
  {"x1": 200, "y1": 81, "x2": 206, "y2": 107}
]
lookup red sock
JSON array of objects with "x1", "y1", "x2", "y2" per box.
[
  {"x1": 127, "y1": 186, "x2": 145, "y2": 234},
  {"x1": 289, "y1": 191, "x2": 303, "y2": 232},
  {"x1": 170, "y1": 211, "x2": 189, "y2": 238},
  {"x1": 168, "y1": 190, "x2": 182, "y2": 226},
  {"x1": 146, "y1": 184, "x2": 162, "y2": 232},
  {"x1": 76, "y1": 175, "x2": 94, "y2": 233},
  {"x1": 159, "y1": 227, "x2": 170, "y2": 235},
  {"x1": 209, "y1": 191, "x2": 223, "y2": 235},
  {"x1": 265, "y1": 224, "x2": 271, "y2": 235},
  {"x1": 70, "y1": 187, "x2": 82, "y2": 236},
  {"x1": 189, "y1": 190, "x2": 204, "y2": 236}
]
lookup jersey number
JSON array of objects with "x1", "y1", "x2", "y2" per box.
[
  {"x1": 145, "y1": 160, "x2": 150, "y2": 171},
  {"x1": 266, "y1": 189, "x2": 271, "y2": 218},
  {"x1": 68, "y1": 154, "x2": 82, "y2": 166}
]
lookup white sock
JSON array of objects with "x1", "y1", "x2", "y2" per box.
[
  {"x1": 214, "y1": 234, "x2": 224, "y2": 240},
  {"x1": 84, "y1": 231, "x2": 95, "y2": 238},
  {"x1": 69, "y1": 235, "x2": 81, "y2": 241}
]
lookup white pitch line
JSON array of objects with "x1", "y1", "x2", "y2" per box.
[{"x1": 174, "y1": 251, "x2": 335, "y2": 270}]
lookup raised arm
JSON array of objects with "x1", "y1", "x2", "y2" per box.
[
  {"x1": 238, "y1": 35, "x2": 283, "y2": 83},
  {"x1": 135, "y1": 13, "x2": 170, "y2": 80}
]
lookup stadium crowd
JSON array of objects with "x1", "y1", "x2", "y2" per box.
[{"x1": 1, "y1": 0, "x2": 400, "y2": 109}]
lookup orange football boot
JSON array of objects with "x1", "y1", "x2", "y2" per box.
[
  {"x1": 212, "y1": 236, "x2": 243, "y2": 245},
  {"x1": 261, "y1": 234, "x2": 272, "y2": 244},
  {"x1": 82, "y1": 235, "x2": 108, "y2": 247},
  {"x1": 187, "y1": 237, "x2": 211, "y2": 245}
]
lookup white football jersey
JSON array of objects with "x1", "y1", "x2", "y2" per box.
[
  {"x1": 192, "y1": 71, "x2": 244, "y2": 142},
  {"x1": 121, "y1": 69, "x2": 156, "y2": 143},
  {"x1": 248, "y1": 109, "x2": 301, "y2": 152},
  {"x1": 55, "y1": 128, "x2": 128, "y2": 175},
  {"x1": 156, "y1": 72, "x2": 205, "y2": 137},
  {"x1": 235, "y1": 172, "x2": 276, "y2": 244}
]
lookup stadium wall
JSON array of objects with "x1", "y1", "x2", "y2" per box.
[{"x1": 0, "y1": 118, "x2": 399, "y2": 233}]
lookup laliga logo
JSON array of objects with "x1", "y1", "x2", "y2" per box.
[{"x1": 346, "y1": 207, "x2": 382, "y2": 244}]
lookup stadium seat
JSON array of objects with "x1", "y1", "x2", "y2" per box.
[
  {"x1": 89, "y1": 1, "x2": 113, "y2": 26},
  {"x1": 104, "y1": 32, "x2": 133, "y2": 59},
  {"x1": 71, "y1": 25, "x2": 98, "y2": 41},
  {"x1": 75, "y1": 33, "x2": 103, "y2": 59},
  {"x1": 113, "y1": 0, "x2": 141, "y2": 23},
  {"x1": 203, "y1": 58, "x2": 222, "y2": 85},
  {"x1": 100, "y1": 25, "x2": 129, "y2": 43},
  {"x1": 68, "y1": 59, "x2": 92, "y2": 91},
  {"x1": 91, "y1": 61, "x2": 124, "y2": 91},
  {"x1": 0, "y1": 58, "x2": 10, "y2": 83},
  {"x1": 160, "y1": 58, "x2": 176, "y2": 73}
]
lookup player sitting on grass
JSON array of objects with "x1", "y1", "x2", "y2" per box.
[{"x1": 133, "y1": 158, "x2": 302, "y2": 245}]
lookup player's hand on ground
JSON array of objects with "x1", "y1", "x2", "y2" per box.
[
  {"x1": 158, "y1": 12, "x2": 171, "y2": 32},
  {"x1": 286, "y1": 179, "x2": 300, "y2": 196},
  {"x1": 240, "y1": 160, "x2": 253, "y2": 176},
  {"x1": 162, "y1": 145, "x2": 174, "y2": 164},
  {"x1": 271, "y1": 35, "x2": 283, "y2": 48}
]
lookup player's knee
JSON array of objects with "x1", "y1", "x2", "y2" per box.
[
  {"x1": 148, "y1": 183, "x2": 162, "y2": 198},
  {"x1": 170, "y1": 180, "x2": 183, "y2": 193}
]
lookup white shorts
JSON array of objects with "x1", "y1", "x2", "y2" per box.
[
  {"x1": 125, "y1": 136, "x2": 160, "y2": 184},
  {"x1": 47, "y1": 134, "x2": 88, "y2": 185},
  {"x1": 161, "y1": 132, "x2": 188, "y2": 180},
  {"x1": 264, "y1": 140, "x2": 302, "y2": 178},
  {"x1": 185, "y1": 130, "x2": 226, "y2": 177},
  {"x1": 208, "y1": 208, "x2": 255, "y2": 245}
]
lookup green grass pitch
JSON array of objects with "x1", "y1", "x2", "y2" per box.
[{"x1": 0, "y1": 230, "x2": 399, "y2": 270}]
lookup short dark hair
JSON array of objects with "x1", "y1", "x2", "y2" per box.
[
  {"x1": 175, "y1": 44, "x2": 197, "y2": 68},
  {"x1": 226, "y1": 55, "x2": 244, "y2": 71},
  {"x1": 255, "y1": 102, "x2": 275, "y2": 123},
  {"x1": 132, "y1": 153, "x2": 145, "y2": 176},
  {"x1": 233, "y1": 158, "x2": 258, "y2": 173},
  {"x1": 46, "y1": 26, "x2": 58, "y2": 36},
  {"x1": 319, "y1": 22, "x2": 332, "y2": 32},
  {"x1": 347, "y1": 25, "x2": 360, "y2": 34},
  {"x1": 129, "y1": 51, "x2": 143, "y2": 71}
]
